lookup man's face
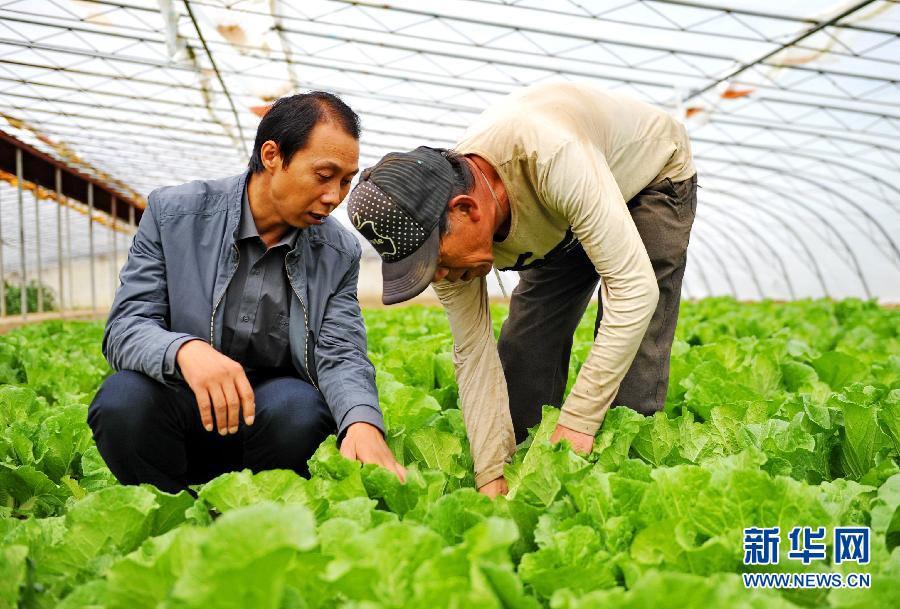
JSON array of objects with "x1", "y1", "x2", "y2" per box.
[
  {"x1": 433, "y1": 204, "x2": 496, "y2": 283},
  {"x1": 266, "y1": 120, "x2": 360, "y2": 228}
]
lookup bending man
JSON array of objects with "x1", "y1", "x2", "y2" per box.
[{"x1": 348, "y1": 81, "x2": 696, "y2": 496}]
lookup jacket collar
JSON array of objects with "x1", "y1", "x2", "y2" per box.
[{"x1": 227, "y1": 170, "x2": 251, "y2": 243}]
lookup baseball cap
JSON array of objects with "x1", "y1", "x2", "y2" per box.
[{"x1": 347, "y1": 147, "x2": 455, "y2": 305}]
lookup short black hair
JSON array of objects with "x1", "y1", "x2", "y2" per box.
[
  {"x1": 248, "y1": 91, "x2": 360, "y2": 173},
  {"x1": 437, "y1": 149, "x2": 474, "y2": 236}
]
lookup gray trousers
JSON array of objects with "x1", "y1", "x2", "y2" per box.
[{"x1": 498, "y1": 174, "x2": 698, "y2": 443}]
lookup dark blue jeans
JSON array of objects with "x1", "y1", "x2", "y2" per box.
[{"x1": 87, "y1": 370, "x2": 336, "y2": 493}]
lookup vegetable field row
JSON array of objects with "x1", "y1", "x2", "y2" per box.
[{"x1": 0, "y1": 298, "x2": 898, "y2": 608}]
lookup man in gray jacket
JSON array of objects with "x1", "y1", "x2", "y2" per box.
[{"x1": 88, "y1": 92, "x2": 404, "y2": 493}]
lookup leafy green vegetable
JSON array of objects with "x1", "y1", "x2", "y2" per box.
[{"x1": 0, "y1": 299, "x2": 897, "y2": 608}]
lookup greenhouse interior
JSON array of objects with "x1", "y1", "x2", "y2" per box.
[{"x1": 0, "y1": 1, "x2": 898, "y2": 608}]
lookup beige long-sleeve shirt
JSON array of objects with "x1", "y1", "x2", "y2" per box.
[{"x1": 433, "y1": 81, "x2": 695, "y2": 488}]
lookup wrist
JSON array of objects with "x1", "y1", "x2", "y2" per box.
[
  {"x1": 175, "y1": 338, "x2": 205, "y2": 367},
  {"x1": 477, "y1": 475, "x2": 505, "y2": 489},
  {"x1": 345, "y1": 421, "x2": 382, "y2": 439},
  {"x1": 555, "y1": 422, "x2": 588, "y2": 435}
]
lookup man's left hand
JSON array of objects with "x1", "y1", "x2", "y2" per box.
[
  {"x1": 550, "y1": 423, "x2": 594, "y2": 454},
  {"x1": 340, "y1": 422, "x2": 407, "y2": 482}
]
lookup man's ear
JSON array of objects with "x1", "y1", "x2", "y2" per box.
[
  {"x1": 448, "y1": 193, "x2": 483, "y2": 223},
  {"x1": 260, "y1": 140, "x2": 282, "y2": 172}
]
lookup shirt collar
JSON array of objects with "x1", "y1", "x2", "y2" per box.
[{"x1": 239, "y1": 185, "x2": 299, "y2": 248}]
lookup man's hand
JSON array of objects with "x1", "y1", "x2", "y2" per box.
[
  {"x1": 340, "y1": 422, "x2": 407, "y2": 482},
  {"x1": 176, "y1": 340, "x2": 255, "y2": 435},
  {"x1": 478, "y1": 476, "x2": 508, "y2": 499},
  {"x1": 550, "y1": 423, "x2": 594, "y2": 454}
]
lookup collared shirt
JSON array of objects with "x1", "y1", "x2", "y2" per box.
[
  {"x1": 164, "y1": 187, "x2": 298, "y2": 378},
  {"x1": 220, "y1": 187, "x2": 298, "y2": 373}
]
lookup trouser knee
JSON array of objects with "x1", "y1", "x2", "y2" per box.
[
  {"x1": 87, "y1": 370, "x2": 174, "y2": 485},
  {"x1": 244, "y1": 378, "x2": 336, "y2": 474}
]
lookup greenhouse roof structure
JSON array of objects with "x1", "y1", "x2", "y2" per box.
[{"x1": 0, "y1": 0, "x2": 898, "y2": 301}]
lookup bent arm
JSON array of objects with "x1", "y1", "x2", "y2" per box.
[
  {"x1": 102, "y1": 195, "x2": 197, "y2": 382},
  {"x1": 538, "y1": 141, "x2": 659, "y2": 435},
  {"x1": 314, "y1": 248, "x2": 386, "y2": 439},
  {"x1": 433, "y1": 277, "x2": 516, "y2": 488}
]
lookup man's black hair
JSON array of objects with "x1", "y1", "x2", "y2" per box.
[
  {"x1": 437, "y1": 149, "x2": 474, "y2": 236},
  {"x1": 248, "y1": 91, "x2": 360, "y2": 173}
]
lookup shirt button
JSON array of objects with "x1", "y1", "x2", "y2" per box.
[{"x1": 241, "y1": 315, "x2": 249, "y2": 322}]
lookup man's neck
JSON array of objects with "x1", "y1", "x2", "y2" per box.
[{"x1": 247, "y1": 172, "x2": 291, "y2": 248}]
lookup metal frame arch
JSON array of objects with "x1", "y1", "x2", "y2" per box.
[
  {"x1": 689, "y1": 219, "x2": 765, "y2": 299},
  {"x1": 16, "y1": 2, "x2": 897, "y2": 126},
  {"x1": 713, "y1": 164, "x2": 900, "y2": 269},
  {"x1": 697, "y1": 166, "x2": 873, "y2": 297},
  {"x1": 685, "y1": 248, "x2": 716, "y2": 297},
  {"x1": 697, "y1": 197, "x2": 798, "y2": 299},
  {"x1": 692, "y1": 136, "x2": 900, "y2": 204},
  {"x1": 682, "y1": 228, "x2": 739, "y2": 297},
  {"x1": 702, "y1": 115, "x2": 900, "y2": 168},
  {"x1": 698, "y1": 188, "x2": 827, "y2": 296},
  {"x1": 681, "y1": 275, "x2": 695, "y2": 301},
  {"x1": 696, "y1": 155, "x2": 900, "y2": 271}
]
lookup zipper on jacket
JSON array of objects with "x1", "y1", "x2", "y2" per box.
[
  {"x1": 210, "y1": 244, "x2": 240, "y2": 345},
  {"x1": 286, "y1": 260, "x2": 319, "y2": 392}
]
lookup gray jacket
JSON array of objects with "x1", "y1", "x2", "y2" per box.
[{"x1": 103, "y1": 171, "x2": 384, "y2": 436}]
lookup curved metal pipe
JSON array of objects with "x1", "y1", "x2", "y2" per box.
[
  {"x1": 696, "y1": 166, "x2": 875, "y2": 297},
  {"x1": 690, "y1": 221, "x2": 761, "y2": 298},
  {"x1": 700, "y1": 198, "x2": 798, "y2": 299},
  {"x1": 692, "y1": 137, "x2": 900, "y2": 203},
  {"x1": 686, "y1": 249, "x2": 715, "y2": 297},
  {"x1": 698, "y1": 188, "x2": 828, "y2": 296},
  {"x1": 700, "y1": 172, "x2": 871, "y2": 298},
  {"x1": 686, "y1": 224, "x2": 740, "y2": 297}
]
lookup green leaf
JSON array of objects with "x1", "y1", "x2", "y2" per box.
[
  {"x1": 322, "y1": 520, "x2": 444, "y2": 606},
  {"x1": 197, "y1": 469, "x2": 318, "y2": 516},
  {"x1": 592, "y1": 406, "x2": 645, "y2": 471},
  {"x1": 406, "y1": 426, "x2": 467, "y2": 479},
  {"x1": 780, "y1": 361, "x2": 819, "y2": 392},
  {"x1": 520, "y1": 524, "x2": 617, "y2": 600},
  {"x1": 33, "y1": 405, "x2": 93, "y2": 482},
  {"x1": 415, "y1": 488, "x2": 495, "y2": 544},
  {"x1": 878, "y1": 389, "x2": 900, "y2": 456},
  {"x1": 813, "y1": 352, "x2": 869, "y2": 390},
  {"x1": 307, "y1": 437, "x2": 368, "y2": 503},
  {"x1": 169, "y1": 502, "x2": 317, "y2": 609},
  {"x1": 870, "y1": 474, "x2": 900, "y2": 552},
  {"x1": 0, "y1": 463, "x2": 69, "y2": 517},
  {"x1": 632, "y1": 413, "x2": 677, "y2": 467},
  {"x1": 0, "y1": 544, "x2": 28, "y2": 608},
  {"x1": 106, "y1": 526, "x2": 204, "y2": 609},
  {"x1": 551, "y1": 571, "x2": 799, "y2": 609},
  {"x1": 834, "y1": 386, "x2": 886, "y2": 480},
  {"x1": 378, "y1": 372, "x2": 442, "y2": 434},
  {"x1": 362, "y1": 463, "x2": 429, "y2": 517}
]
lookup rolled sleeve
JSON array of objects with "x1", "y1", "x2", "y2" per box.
[{"x1": 103, "y1": 196, "x2": 208, "y2": 383}]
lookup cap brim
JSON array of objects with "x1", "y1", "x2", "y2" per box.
[{"x1": 381, "y1": 227, "x2": 440, "y2": 305}]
